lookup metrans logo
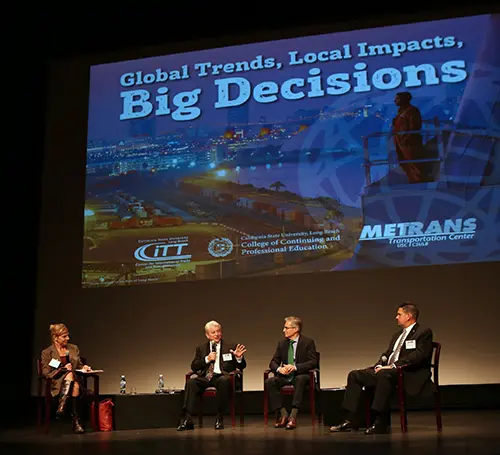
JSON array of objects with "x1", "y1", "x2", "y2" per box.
[{"x1": 359, "y1": 218, "x2": 476, "y2": 248}]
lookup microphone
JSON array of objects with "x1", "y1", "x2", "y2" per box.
[
  {"x1": 381, "y1": 355, "x2": 388, "y2": 366},
  {"x1": 62, "y1": 350, "x2": 70, "y2": 369},
  {"x1": 210, "y1": 342, "x2": 217, "y2": 360}
]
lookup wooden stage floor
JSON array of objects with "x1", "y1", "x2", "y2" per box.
[{"x1": 1, "y1": 410, "x2": 499, "y2": 455}]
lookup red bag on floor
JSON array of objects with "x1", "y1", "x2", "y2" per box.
[{"x1": 91, "y1": 398, "x2": 114, "y2": 431}]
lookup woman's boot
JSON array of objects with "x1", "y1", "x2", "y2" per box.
[
  {"x1": 71, "y1": 396, "x2": 85, "y2": 434},
  {"x1": 56, "y1": 380, "x2": 73, "y2": 418}
]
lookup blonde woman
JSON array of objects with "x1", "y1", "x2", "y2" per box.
[{"x1": 41, "y1": 323, "x2": 92, "y2": 433}]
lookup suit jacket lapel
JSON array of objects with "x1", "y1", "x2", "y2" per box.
[
  {"x1": 403, "y1": 322, "x2": 418, "y2": 349},
  {"x1": 207, "y1": 340, "x2": 223, "y2": 361},
  {"x1": 389, "y1": 331, "x2": 401, "y2": 349},
  {"x1": 50, "y1": 345, "x2": 60, "y2": 362},
  {"x1": 295, "y1": 336, "x2": 303, "y2": 362},
  {"x1": 50, "y1": 344, "x2": 72, "y2": 369},
  {"x1": 406, "y1": 322, "x2": 419, "y2": 340},
  {"x1": 400, "y1": 323, "x2": 419, "y2": 356},
  {"x1": 282, "y1": 339, "x2": 289, "y2": 364}
]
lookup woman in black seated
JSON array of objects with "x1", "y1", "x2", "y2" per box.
[{"x1": 41, "y1": 323, "x2": 92, "y2": 434}]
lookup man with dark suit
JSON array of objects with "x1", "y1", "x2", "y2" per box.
[
  {"x1": 330, "y1": 302, "x2": 433, "y2": 434},
  {"x1": 265, "y1": 316, "x2": 319, "y2": 430},
  {"x1": 177, "y1": 320, "x2": 247, "y2": 431}
]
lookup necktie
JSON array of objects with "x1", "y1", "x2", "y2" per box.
[
  {"x1": 206, "y1": 343, "x2": 216, "y2": 381},
  {"x1": 287, "y1": 340, "x2": 295, "y2": 382},
  {"x1": 388, "y1": 329, "x2": 407, "y2": 365}
]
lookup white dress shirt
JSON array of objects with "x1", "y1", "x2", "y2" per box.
[
  {"x1": 388, "y1": 322, "x2": 416, "y2": 365},
  {"x1": 205, "y1": 341, "x2": 242, "y2": 373}
]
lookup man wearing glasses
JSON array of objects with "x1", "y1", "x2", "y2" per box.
[{"x1": 265, "y1": 316, "x2": 319, "y2": 430}]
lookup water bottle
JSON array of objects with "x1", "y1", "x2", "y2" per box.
[
  {"x1": 120, "y1": 375, "x2": 126, "y2": 394},
  {"x1": 157, "y1": 374, "x2": 165, "y2": 393}
]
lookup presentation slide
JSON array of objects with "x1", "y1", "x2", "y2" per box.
[{"x1": 82, "y1": 13, "x2": 500, "y2": 287}]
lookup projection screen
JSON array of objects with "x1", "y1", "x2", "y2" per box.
[{"x1": 83, "y1": 13, "x2": 500, "y2": 288}]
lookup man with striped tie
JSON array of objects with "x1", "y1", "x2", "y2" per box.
[
  {"x1": 330, "y1": 302, "x2": 433, "y2": 434},
  {"x1": 178, "y1": 320, "x2": 247, "y2": 431}
]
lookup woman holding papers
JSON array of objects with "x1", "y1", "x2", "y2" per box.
[{"x1": 40, "y1": 323, "x2": 92, "y2": 433}]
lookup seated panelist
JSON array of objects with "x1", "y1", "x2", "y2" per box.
[
  {"x1": 41, "y1": 323, "x2": 92, "y2": 434},
  {"x1": 330, "y1": 303, "x2": 433, "y2": 434},
  {"x1": 178, "y1": 320, "x2": 247, "y2": 431},
  {"x1": 265, "y1": 316, "x2": 318, "y2": 430}
]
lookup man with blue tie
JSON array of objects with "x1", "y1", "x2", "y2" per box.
[
  {"x1": 265, "y1": 316, "x2": 319, "y2": 430},
  {"x1": 330, "y1": 302, "x2": 433, "y2": 434}
]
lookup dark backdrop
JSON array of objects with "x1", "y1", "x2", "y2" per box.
[{"x1": 6, "y1": 1, "x2": 498, "y2": 426}]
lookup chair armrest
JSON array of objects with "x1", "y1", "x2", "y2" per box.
[
  {"x1": 228, "y1": 370, "x2": 241, "y2": 378},
  {"x1": 396, "y1": 365, "x2": 410, "y2": 375},
  {"x1": 308, "y1": 368, "x2": 321, "y2": 389},
  {"x1": 264, "y1": 368, "x2": 272, "y2": 381},
  {"x1": 44, "y1": 377, "x2": 53, "y2": 398},
  {"x1": 233, "y1": 369, "x2": 244, "y2": 391},
  {"x1": 396, "y1": 365, "x2": 408, "y2": 390},
  {"x1": 308, "y1": 368, "x2": 318, "y2": 377},
  {"x1": 227, "y1": 371, "x2": 239, "y2": 388}
]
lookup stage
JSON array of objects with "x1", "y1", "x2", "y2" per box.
[
  {"x1": 38, "y1": 383, "x2": 500, "y2": 430},
  {"x1": 1, "y1": 410, "x2": 499, "y2": 455},
  {"x1": 2, "y1": 385, "x2": 498, "y2": 455}
]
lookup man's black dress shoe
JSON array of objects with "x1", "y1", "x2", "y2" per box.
[
  {"x1": 329, "y1": 420, "x2": 357, "y2": 432},
  {"x1": 275, "y1": 415, "x2": 288, "y2": 428},
  {"x1": 177, "y1": 420, "x2": 194, "y2": 431},
  {"x1": 365, "y1": 422, "x2": 390, "y2": 434},
  {"x1": 214, "y1": 418, "x2": 224, "y2": 430}
]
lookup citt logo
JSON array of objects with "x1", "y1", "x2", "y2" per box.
[{"x1": 134, "y1": 241, "x2": 192, "y2": 262}]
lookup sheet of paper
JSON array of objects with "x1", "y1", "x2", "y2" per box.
[{"x1": 76, "y1": 369, "x2": 104, "y2": 373}]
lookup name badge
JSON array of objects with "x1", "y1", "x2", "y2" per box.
[
  {"x1": 222, "y1": 353, "x2": 233, "y2": 361},
  {"x1": 405, "y1": 340, "x2": 416, "y2": 349},
  {"x1": 49, "y1": 358, "x2": 61, "y2": 368}
]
